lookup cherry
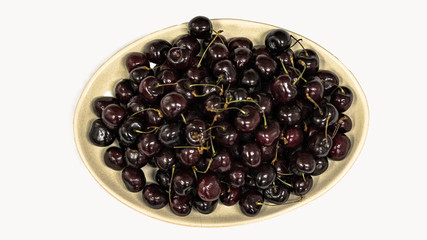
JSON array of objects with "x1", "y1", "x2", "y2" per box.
[
  {"x1": 270, "y1": 74, "x2": 298, "y2": 104},
  {"x1": 225, "y1": 88, "x2": 248, "y2": 107},
  {"x1": 173, "y1": 34, "x2": 201, "y2": 56},
  {"x1": 170, "y1": 193, "x2": 192, "y2": 216},
  {"x1": 331, "y1": 86, "x2": 353, "y2": 112},
  {"x1": 255, "y1": 92, "x2": 273, "y2": 115},
  {"x1": 101, "y1": 104, "x2": 127, "y2": 130},
  {"x1": 142, "y1": 184, "x2": 168, "y2": 209},
  {"x1": 185, "y1": 119, "x2": 207, "y2": 146},
  {"x1": 193, "y1": 197, "x2": 218, "y2": 214},
  {"x1": 158, "y1": 123, "x2": 182, "y2": 148},
  {"x1": 241, "y1": 142, "x2": 262, "y2": 168},
  {"x1": 228, "y1": 37, "x2": 253, "y2": 51},
  {"x1": 227, "y1": 164, "x2": 246, "y2": 188},
  {"x1": 289, "y1": 150, "x2": 316, "y2": 175},
  {"x1": 118, "y1": 117, "x2": 144, "y2": 147},
  {"x1": 213, "y1": 122, "x2": 239, "y2": 147},
  {"x1": 283, "y1": 127, "x2": 304, "y2": 148},
  {"x1": 255, "y1": 120, "x2": 281, "y2": 146},
  {"x1": 93, "y1": 97, "x2": 120, "y2": 117},
  {"x1": 188, "y1": 16, "x2": 212, "y2": 39},
  {"x1": 138, "y1": 76, "x2": 164, "y2": 103},
  {"x1": 155, "y1": 170, "x2": 170, "y2": 190},
  {"x1": 204, "y1": 95, "x2": 228, "y2": 121},
  {"x1": 202, "y1": 35, "x2": 228, "y2": 50},
  {"x1": 129, "y1": 66, "x2": 154, "y2": 85},
  {"x1": 311, "y1": 103, "x2": 339, "y2": 129},
  {"x1": 126, "y1": 95, "x2": 146, "y2": 118},
  {"x1": 316, "y1": 70, "x2": 339, "y2": 95},
  {"x1": 255, "y1": 164, "x2": 277, "y2": 189},
  {"x1": 156, "y1": 69, "x2": 180, "y2": 91},
  {"x1": 160, "y1": 92, "x2": 188, "y2": 120},
  {"x1": 302, "y1": 77, "x2": 324, "y2": 103},
  {"x1": 312, "y1": 157, "x2": 329, "y2": 176},
  {"x1": 176, "y1": 148, "x2": 201, "y2": 167},
  {"x1": 273, "y1": 158, "x2": 292, "y2": 181},
  {"x1": 231, "y1": 47, "x2": 253, "y2": 71},
  {"x1": 125, "y1": 52, "x2": 149, "y2": 72},
  {"x1": 137, "y1": 133, "x2": 161, "y2": 157},
  {"x1": 166, "y1": 47, "x2": 193, "y2": 71},
  {"x1": 153, "y1": 148, "x2": 175, "y2": 171},
  {"x1": 234, "y1": 105, "x2": 261, "y2": 132},
  {"x1": 328, "y1": 133, "x2": 351, "y2": 160},
  {"x1": 220, "y1": 185, "x2": 242, "y2": 206},
  {"x1": 89, "y1": 119, "x2": 116, "y2": 146},
  {"x1": 121, "y1": 166, "x2": 146, "y2": 192},
  {"x1": 104, "y1": 147, "x2": 126, "y2": 170},
  {"x1": 210, "y1": 149, "x2": 232, "y2": 173},
  {"x1": 308, "y1": 132, "x2": 332, "y2": 157},
  {"x1": 252, "y1": 45, "x2": 272, "y2": 58},
  {"x1": 124, "y1": 147, "x2": 148, "y2": 168},
  {"x1": 263, "y1": 183, "x2": 290, "y2": 204},
  {"x1": 240, "y1": 68, "x2": 260, "y2": 93},
  {"x1": 239, "y1": 190, "x2": 264, "y2": 216},
  {"x1": 331, "y1": 114, "x2": 352, "y2": 133},
  {"x1": 144, "y1": 39, "x2": 171, "y2": 64},
  {"x1": 254, "y1": 54, "x2": 277, "y2": 79},
  {"x1": 185, "y1": 66, "x2": 208, "y2": 84},
  {"x1": 265, "y1": 29, "x2": 291, "y2": 55},
  {"x1": 261, "y1": 144, "x2": 277, "y2": 162},
  {"x1": 295, "y1": 49, "x2": 319, "y2": 76},
  {"x1": 172, "y1": 168, "x2": 196, "y2": 196},
  {"x1": 197, "y1": 173, "x2": 221, "y2": 201},
  {"x1": 206, "y1": 42, "x2": 229, "y2": 68},
  {"x1": 213, "y1": 59, "x2": 238, "y2": 85},
  {"x1": 277, "y1": 104, "x2": 302, "y2": 125},
  {"x1": 275, "y1": 49, "x2": 295, "y2": 67},
  {"x1": 293, "y1": 174, "x2": 313, "y2": 196},
  {"x1": 145, "y1": 107, "x2": 163, "y2": 126}
]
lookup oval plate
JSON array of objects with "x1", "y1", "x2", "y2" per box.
[{"x1": 73, "y1": 19, "x2": 369, "y2": 227}]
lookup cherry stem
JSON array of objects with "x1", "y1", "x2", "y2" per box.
[
  {"x1": 324, "y1": 115, "x2": 331, "y2": 146},
  {"x1": 197, "y1": 29, "x2": 224, "y2": 68},
  {"x1": 331, "y1": 115, "x2": 348, "y2": 139},
  {"x1": 181, "y1": 113, "x2": 187, "y2": 124},
  {"x1": 293, "y1": 60, "x2": 306, "y2": 85},
  {"x1": 302, "y1": 173, "x2": 306, "y2": 182},
  {"x1": 303, "y1": 121, "x2": 308, "y2": 132},
  {"x1": 206, "y1": 106, "x2": 246, "y2": 115},
  {"x1": 291, "y1": 35, "x2": 308, "y2": 57},
  {"x1": 289, "y1": 38, "x2": 303, "y2": 49},
  {"x1": 192, "y1": 158, "x2": 214, "y2": 174},
  {"x1": 320, "y1": 80, "x2": 345, "y2": 93},
  {"x1": 305, "y1": 93, "x2": 323, "y2": 115},
  {"x1": 277, "y1": 172, "x2": 294, "y2": 176},
  {"x1": 140, "y1": 66, "x2": 151, "y2": 70},
  {"x1": 255, "y1": 196, "x2": 303, "y2": 206},
  {"x1": 189, "y1": 83, "x2": 223, "y2": 95},
  {"x1": 270, "y1": 141, "x2": 280, "y2": 165},
  {"x1": 202, "y1": 125, "x2": 226, "y2": 133},
  {"x1": 226, "y1": 97, "x2": 267, "y2": 128},
  {"x1": 134, "y1": 126, "x2": 159, "y2": 134},
  {"x1": 276, "y1": 177, "x2": 293, "y2": 188},
  {"x1": 130, "y1": 108, "x2": 163, "y2": 118},
  {"x1": 154, "y1": 83, "x2": 177, "y2": 88},
  {"x1": 168, "y1": 164, "x2": 176, "y2": 207},
  {"x1": 280, "y1": 59, "x2": 289, "y2": 74}
]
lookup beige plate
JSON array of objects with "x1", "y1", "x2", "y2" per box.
[{"x1": 73, "y1": 19, "x2": 369, "y2": 227}]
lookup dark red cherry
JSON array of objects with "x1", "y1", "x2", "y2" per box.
[
  {"x1": 124, "y1": 147, "x2": 148, "y2": 168},
  {"x1": 293, "y1": 175, "x2": 313, "y2": 196},
  {"x1": 263, "y1": 183, "x2": 290, "y2": 204},
  {"x1": 213, "y1": 122, "x2": 239, "y2": 147},
  {"x1": 255, "y1": 164, "x2": 277, "y2": 190},
  {"x1": 213, "y1": 59, "x2": 238, "y2": 85},
  {"x1": 308, "y1": 132, "x2": 332, "y2": 157},
  {"x1": 143, "y1": 39, "x2": 171, "y2": 64},
  {"x1": 239, "y1": 190, "x2": 264, "y2": 217},
  {"x1": 138, "y1": 76, "x2": 164, "y2": 103},
  {"x1": 173, "y1": 34, "x2": 201, "y2": 56},
  {"x1": 332, "y1": 114, "x2": 353, "y2": 133},
  {"x1": 137, "y1": 133, "x2": 161, "y2": 157},
  {"x1": 210, "y1": 149, "x2": 232, "y2": 173},
  {"x1": 283, "y1": 127, "x2": 304, "y2": 148},
  {"x1": 241, "y1": 142, "x2": 262, "y2": 168},
  {"x1": 275, "y1": 49, "x2": 295, "y2": 67},
  {"x1": 160, "y1": 92, "x2": 188, "y2": 120},
  {"x1": 331, "y1": 86, "x2": 353, "y2": 112},
  {"x1": 142, "y1": 184, "x2": 168, "y2": 209},
  {"x1": 277, "y1": 104, "x2": 302, "y2": 125},
  {"x1": 118, "y1": 117, "x2": 143, "y2": 147},
  {"x1": 197, "y1": 173, "x2": 221, "y2": 201},
  {"x1": 273, "y1": 158, "x2": 292, "y2": 181},
  {"x1": 316, "y1": 70, "x2": 339, "y2": 96},
  {"x1": 228, "y1": 37, "x2": 253, "y2": 51},
  {"x1": 193, "y1": 197, "x2": 218, "y2": 214},
  {"x1": 265, "y1": 29, "x2": 291, "y2": 55},
  {"x1": 188, "y1": 16, "x2": 212, "y2": 39},
  {"x1": 254, "y1": 54, "x2": 277, "y2": 79},
  {"x1": 185, "y1": 66, "x2": 208, "y2": 84},
  {"x1": 328, "y1": 133, "x2": 351, "y2": 160},
  {"x1": 289, "y1": 150, "x2": 316, "y2": 175},
  {"x1": 176, "y1": 148, "x2": 201, "y2": 167},
  {"x1": 155, "y1": 170, "x2": 170, "y2": 190},
  {"x1": 295, "y1": 97, "x2": 313, "y2": 120},
  {"x1": 312, "y1": 157, "x2": 329, "y2": 176},
  {"x1": 295, "y1": 49, "x2": 319, "y2": 76},
  {"x1": 227, "y1": 165, "x2": 246, "y2": 188},
  {"x1": 158, "y1": 123, "x2": 182, "y2": 148},
  {"x1": 166, "y1": 47, "x2": 193, "y2": 70},
  {"x1": 225, "y1": 88, "x2": 248, "y2": 107},
  {"x1": 270, "y1": 74, "x2": 298, "y2": 104},
  {"x1": 129, "y1": 66, "x2": 154, "y2": 85},
  {"x1": 104, "y1": 147, "x2": 126, "y2": 170},
  {"x1": 156, "y1": 69, "x2": 180, "y2": 91},
  {"x1": 125, "y1": 52, "x2": 149, "y2": 72},
  {"x1": 93, "y1": 97, "x2": 120, "y2": 117},
  {"x1": 252, "y1": 45, "x2": 272, "y2": 58},
  {"x1": 170, "y1": 193, "x2": 192, "y2": 216},
  {"x1": 101, "y1": 104, "x2": 127, "y2": 130},
  {"x1": 153, "y1": 148, "x2": 175, "y2": 171},
  {"x1": 234, "y1": 105, "x2": 261, "y2": 132},
  {"x1": 185, "y1": 119, "x2": 207, "y2": 146},
  {"x1": 89, "y1": 119, "x2": 116, "y2": 146},
  {"x1": 302, "y1": 77, "x2": 324, "y2": 103},
  {"x1": 240, "y1": 68, "x2": 260, "y2": 93},
  {"x1": 206, "y1": 43, "x2": 229, "y2": 68},
  {"x1": 121, "y1": 166, "x2": 146, "y2": 192},
  {"x1": 255, "y1": 92, "x2": 273, "y2": 116},
  {"x1": 231, "y1": 47, "x2": 253, "y2": 71},
  {"x1": 260, "y1": 144, "x2": 277, "y2": 162},
  {"x1": 255, "y1": 120, "x2": 281, "y2": 146},
  {"x1": 145, "y1": 108, "x2": 163, "y2": 126},
  {"x1": 311, "y1": 103, "x2": 339, "y2": 129},
  {"x1": 172, "y1": 168, "x2": 196, "y2": 196},
  {"x1": 126, "y1": 95, "x2": 146, "y2": 118},
  {"x1": 220, "y1": 185, "x2": 242, "y2": 206}
]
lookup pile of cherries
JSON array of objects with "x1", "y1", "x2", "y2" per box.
[{"x1": 89, "y1": 16, "x2": 353, "y2": 217}]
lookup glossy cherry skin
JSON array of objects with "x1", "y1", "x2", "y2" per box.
[
  {"x1": 172, "y1": 168, "x2": 196, "y2": 196},
  {"x1": 166, "y1": 47, "x2": 193, "y2": 70},
  {"x1": 176, "y1": 148, "x2": 201, "y2": 167},
  {"x1": 170, "y1": 193, "x2": 192, "y2": 216},
  {"x1": 328, "y1": 133, "x2": 351, "y2": 160},
  {"x1": 308, "y1": 132, "x2": 332, "y2": 157},
  {"x1": 220, "y1": 185, "x2": 242, "y2": 206},
  {"x1": 239, "y1": 190, "x2": 264, "y2": 217},
  {"x1": 265, "y1": 29, "x2": 291, "y2": 55},
  {"x1": 210, "y1": 149, "x2": 232, "y2": 173},
  {"x1": 227, "y1": 165, "x2": 246, "y2": 188},
  {"x1": 263, "y1": 183, "x2": 290, "y2": 204},
  {"x1": 160, "y1": 92, "x2": 188, "y2": 120},
  {"x1": 302, "y1": 77, "x2": 324, "y2": 103},
  {"x1": 332, "y1": 114, "x2": 353, "y2": 133},
  {"x1": 273, "y1": 158, "x2": 292, "y2": 181},
  {"x1": 312, "y1": 157, "x2": 329, "y2": 176},
  {"x1": 89, "y1": 119, "x2": 116, "y2": 146},
  {"x1": 275, "y1": 49, "x2": 295, "y2": 67},
  {"x1": 241, "y1": 142, "x2": 262, "y2": 168},
  {"x1": 311, "y1": 103, "x2": 339, "y2": 129},
  {"x1": 207, "y1": 43, "x2": 229, "y2": 68},
  {"x1": 185, "y1": 66, "x2": 208, "y2": 84},
  {"x1": 153, "y1": 148, "x2": 175, "y2": 171},
  {"x1": 295, "y1": 49, "x2": 319, "y2": 76},
  {"x1": 143, "y1": 39, "x2": 171, "y2": 64},
  {"x1": 213, "y1": 122, "x2": 239, "y2": 147},
  {"x1": 295, "y1": 97, "x2": 313, "y2": 120},
  {"x1": 174, "y1": 78, "x2": 195, "y2": 103},
  {"x1": 316, "y1": 70, "x2": 339, "y2": 95},
  {"x1": 118, "y1": 117, "x2": 143, "y2": 147},
  {"x1": 255, "y1": 164, "x2": 277, "y2": 189},
  {"x1": 277, "y1": 104, "x2": 302, "y2": 125},
  {"x1": 101, "y1": 104, "x2": 127, "y2": 130},
  {"x1": 121, "y1": 166, "x2": 146, "y2": 192},
  {"x1": 138, "y1": 76, "x2": 164, "y2": 103},
  {"x1": 142, "y1": 184, "x2": 168, "y2": 209},
  {"x1": 270, "y1": 74, "x2": 298, "y2": 104},
  {"x1": 125, "y1": 52, "x2": 149, "y2": 72},
  {"x1": 204, "y1": 95, "x2": 228, "y2": 121},
  {"x1": 145, "y1": 108, "x2": 163, "y2": 126},
  {"x1": 231, "y1": 47, "x2": 253, "y2": 71},
  {"x1": 93, "y1": 97, "x2": 120, "y2": 117},
  {"x1": 193, "y1": 197, "x2": 218, "y2": 214},
  {"x1": 126, "y1": 95, "x2": 146, "y2": 118},
  {"x1": 241, "y1": 68, "x2": 260, "y2": 93},
  {"x1": 260, "y1": 144, "x2": 276, "y2": 162},
  {"x1": 104, "y1": 147, "x2": 126, "y2": 170},
  {"x1": 173, "y1": 34, "x2": 201, "y2": 56},
  {"x1": 283, "y1": 127, "x2": 304, "y2": 148},
  {"x1": 137, "y1": 133, "x2": 161, "y2": 157},
  {"x1": 124, "y1": 147, "x2": 148, "y2": 168},
  {"x1": 331, "y1": 87, "x2": 353, "y2": 112},
  {"x1": 293, "y1": 174, "x2": 313, "y2": 196},
  {"x1": 225, "y1": 88, "x2": 248, "y2": 107},
  {"x1": 255, "y1": 92, "x2": 273, "y2": 115},
  {"x1": 158, "y1": 123, "x2": 182, "y2": 148},
  {"x1": 255, "y1": 120, "x2": 281, "y2": 146},
  {"x1": 234, "y1": 105, "x2": 261, "y2": 132},
  {"x1": 156, "y1": 69, "x2": 180, "y2": 91},
  {"x1": 185, "y1": 119, "x2": 207, "y2": 146},
  {"x1": 289, "y1": 151, "x2": 316, "y2": 175},
  {"x1": 228, "y1": 37, "x2": 253, "y2": 51},
  {"x1": 213, "y1": 59, "x2": 238, "y2": 85},
  {"x1": 129, "y1": 66, "x2": 154, "y2": 85},
  {"x1": 254, "y1": 54, "x2": 277, "y2": 79},
  {"x1": 188, "y1": 16, "x2": 212, "y2": 39},
  {"x1": 197, "y1": 173, "x2": 221, "y2": 201},
  {"x1": 155, "y1": 170, "x2": 170, "y2": 190}
]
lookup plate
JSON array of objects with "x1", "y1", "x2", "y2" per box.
[{"x1": 73, "y1": 19, "x2": 369, "y2": 227}]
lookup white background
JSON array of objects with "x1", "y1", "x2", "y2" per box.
[{"x1": 1, "y1": 0, "x2": 426, "y2": 239}]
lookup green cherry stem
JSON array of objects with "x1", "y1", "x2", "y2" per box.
[{"x1": 197, "y1": 30, "x2": 224, "y2": 68}]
